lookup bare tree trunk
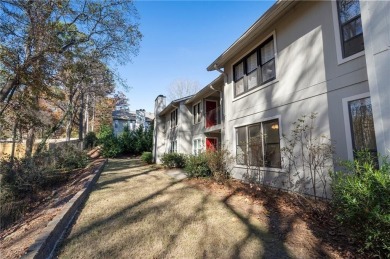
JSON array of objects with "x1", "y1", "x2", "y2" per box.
[
  {"x1": 36, "y1": 110, "x2": 69, "y2": 154},
  {"x1": 79, "y1": 92, "x2": 84, "y2": 141},
  {"x1": 25, "y1": 127, "x2": 35, "y2": 158},
  {"x1": 10, "y1": 120, "x2": 18, "y2": 165},
  {"x1": 91, "y1": 94, "x2": 95, "y2": 132},
  {"x1": 66, "y1": 107, "x2": 74, "y2": 141},
  {"x1": 85, "y1": 93, "x2": 89, "y2": 134}
]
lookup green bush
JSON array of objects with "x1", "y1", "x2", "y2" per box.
[
  {"x1": 141, "y1": 152, "x2": 153, "y2": 164},
  {"x1": 98, "y1": 125, "x2": 123, "y2": 158},
  {"x1": 185, "y1": 153, "x2": 211, "y2": 178},
  {"x1": 53, "y1": 144, "x2": 89, "y2": 170},
  {"x1": 331, "y1": 152, "x2": 390, "y2": 256},
  {"x1": 120, "y1": 127, "x2": 136, "y2": 154},
  {"x1": 100, "y1": 134, "x2": 123, "y2": 158},
  {"x1": 161, "y1": 153, "x2": 186, "y2": 168},
  {"x1": 84, "y1": 132, "x2": 98, "y2": 149}
]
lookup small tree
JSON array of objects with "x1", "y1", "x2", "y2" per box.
[{"x1": 281, "y1": 113, "x2": 334, "y2": 199}]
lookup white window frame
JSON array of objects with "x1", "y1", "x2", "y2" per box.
[
  {"x1": 234, "y1": 115, "x2": 282, "y2": 170},
  {"x1": 170, "y1": 140, "x2": 177, "y2": 153},
  {"x1": 193, "y1": 102, "x2": 202, "y2": 125},
  {"x1": 170, "y1": 109, "x2": 178, "y2": 128},
  {"x1": 193, "y1": 138, "x2": 203, "y2": 155},
  {"x1": 342, "y1": 92, "x2": 371, "y2": 160},
  {"x1": 231, "y1": 31, "x2": 278, "y2": 100},
  {"x1": 331, "y1": 0, "x2": 365, "y2": 65}
]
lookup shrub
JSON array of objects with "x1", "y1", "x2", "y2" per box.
[
  {"x1": 53, "y1": 144, "x2": 89, "y2": 170},
  {"x1": 141, "y1": 152, "x2": 153, "y2": 164},
  {"x1": 84, "y1": 132, "x2": 98, "y2": 149},
  {"x1": 98, "y1": 125, "x2": 123, "y2": 158},
  {"x1": 0, "y1": 146, "x2": 87, "y2": 229},
  {"x1": 120, "y1": 127, "x2": 136, "y2": 154},
  {"x1": 100, "y1": 134, "x2": 123, "y2": 158},
  {"x1": 205, "y1": 148, "x2": 234, "y2": 181},
  {"x1": 161, "y1": 153, "x2": 186, "y2": 168},
  {"x1": 331, "y1": 151, "x2": 390, "y2": 256},
  {"x1": 185, "y1": 153, "x2": 211, "y2": 178}
]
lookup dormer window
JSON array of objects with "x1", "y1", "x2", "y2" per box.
[{"x1": 233, "y1": 36, "x2": 275, "y2": 97}]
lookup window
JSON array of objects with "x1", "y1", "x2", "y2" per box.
[
  {"x1": 337, "y1": 0, "x2": 364, "y2": 58},
  {"x1": 193, "y1": 102, "x2": 201, "y2": 124},
  {"x1": 193, "y1": 139, "x2": 202, "y2": 155},
  {"x1": 233, "y1": 36, "x2": 275, "y2": 97},
  {"x1": 170, "y1": 109, "x2": 178, "y2": 128},
  {"x1": 236, "y1": 119, "x2": 281, "y2": 168},
  {"x1": 348, "y1": 97, "x2": 377, "y2": 159},
  {"x1": 170, "y1": 140, "x2": 177, "y2": 153}
]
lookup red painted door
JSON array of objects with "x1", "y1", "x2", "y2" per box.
[
  {"x1": 206, "y1": 101, "x2": 217, "y2": 127},
  {"x1": 206, "y1": 138, "x2": 217, "y2": 151}
]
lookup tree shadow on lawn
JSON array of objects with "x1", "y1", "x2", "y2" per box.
[
  {"x1": 219, "y1": 180, "x2": 358, "y2": 258},
  {"x1": 94, "y1": 168, "x2": 159, "y2": 189},
  {"x1": 59, "y1": 170, "x2": 292, "y2": 258},
  {"x1": 102, "y1": 158, "x2": 148, "y2": 173}
]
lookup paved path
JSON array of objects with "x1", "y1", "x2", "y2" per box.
[{"x1": 58, "y1": 158, "x2": 292, "y2": 258}]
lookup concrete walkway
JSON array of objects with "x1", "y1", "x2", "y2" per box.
[{"x1": 57, "y1": 158, "x2": 292, "y2": 258}]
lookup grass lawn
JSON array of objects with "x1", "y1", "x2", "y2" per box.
[{"x1": 58, "y1": 158, "x2": 293, "y2": 258}]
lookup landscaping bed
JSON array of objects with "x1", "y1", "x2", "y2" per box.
[
  {"x1": 0, "y1": 158, "x2": 106, "y2": 259},
  {"x1": 185, "y1": 178, "x2": 368, "y2": 258}
]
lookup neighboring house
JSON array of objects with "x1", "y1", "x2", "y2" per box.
[
  {"x1": 153, "y1": 0, "x2": 389, "y2": 197},
  {"x1": 112, "y1": 107, "x2": 154, "y2": 136}
]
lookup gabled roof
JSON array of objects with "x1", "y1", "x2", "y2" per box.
[
  {"x1": 207, "y1": 0, "x2": 297, "y2": 71},
  {"x1": 112, "y1": 110, "x2": 154, "y2": 121},
  {"x1": 159, "y1": 95, "x2": 193, "y2": 116},
  {"x1": 185, "y1": 75, "x2": 224, "y2": 105}
]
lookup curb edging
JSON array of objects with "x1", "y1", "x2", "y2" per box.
[{"x1": 21, "y1": 159, "x2": 108, "y2": 259}]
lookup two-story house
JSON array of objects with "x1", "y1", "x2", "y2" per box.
[
  {"x1": 112, "y1": 108, "x2": 154, "y2": 136},
  {"x1": 154, "y1": 0, "x2": 389, "y2": 196},
  {"x1": 153, "y1": 76, "x2": 224, "y2": 163}
]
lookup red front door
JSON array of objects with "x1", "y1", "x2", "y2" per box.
[
  {"x1": 206, "y1": 101, "x2": 217, "y2": 128},
  {"x1": 206, "y1": 138, "x2": 217, "y2": 151}
]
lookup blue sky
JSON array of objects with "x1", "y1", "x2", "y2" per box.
[{"x1": 117, "y1": 0, "x2": 275, "y2": 112}]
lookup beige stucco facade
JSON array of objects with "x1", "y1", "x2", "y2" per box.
[{"x1": 154, "y1": 0, "x2": 388, "y2": 197}]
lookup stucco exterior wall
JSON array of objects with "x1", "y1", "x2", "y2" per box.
[
  {"x1": 361, "y1": 0, "x2": 390, "y2": 159},
  {"x1": 221, "y1": 1, "x2": 371, "y2": 197}
]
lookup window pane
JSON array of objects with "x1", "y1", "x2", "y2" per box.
[
  {"x1": 237, "y1": 127, "x2": 247, "y2": 145},
  {"x1": 248, "y1": 125, "x2": 262, "y2": 166},
  {"x1": 342, "y1": 17, "x2": 362, "y2": 40},
  {"x1": 236, "y1": 145, "x2": 247, "y2": 165},
  {"x1": 261, "y1": 40, "x2": 274, "y2": 64},
  {"x1": 246, "y1": 52, "x2": 258, "y2": 73},
  {"x1": 348, "y1": 97, "x2": 377, "y2": 151},
  {"x1": 247, "y1": 70, "x2": 258, "y2": 89},
  {"x1": 261, "y1": 59, "x2": 275, "y2": 83},
  {"x1": 235, "y1": 78, "x2": 245, "y2": 96},
  {"x1": 343, "y1": 34, "x2": 364, "y2": 57},
  {"x1": 234, "y1": 62, "x2": 244, "y2": 81},
  {"x1": 236, "y1": 127, "x2": 247, "y2": 165},
  {"x1": 338, "y1": 0, "x2": 360, "y2": 24},
  {"x1": 263, "y1": 120, "x2": 281, "y2": 168}
]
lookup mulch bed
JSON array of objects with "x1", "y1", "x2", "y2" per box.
[{"x1": 185, "y1": 177, "x2": 368, "y2": 259}]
